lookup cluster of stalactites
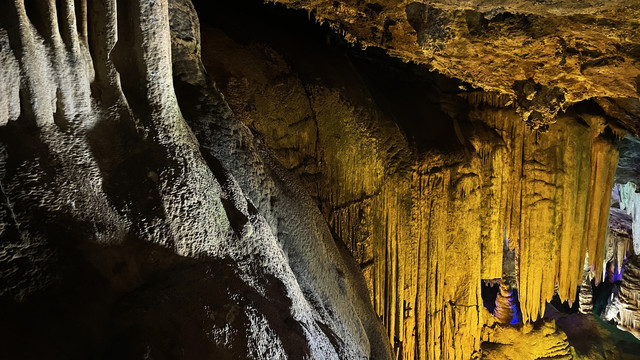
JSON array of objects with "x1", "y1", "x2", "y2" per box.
[
  {"x1": 357, "y1": 110, "x2": 621, "y2": 359},
  {"x1": 478, "y1": 109, "x2": 619, "y2": 324}
]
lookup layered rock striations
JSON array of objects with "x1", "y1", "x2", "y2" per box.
[
  {"x1": 579, "y1": 274, "x2": 594, "y2": 315},
  {"x1": 493, "y1": 278, "x2": 518, "y2": 324},
  {"x1": 0, "y1": 0, "x2": 391, "y2": 359}
]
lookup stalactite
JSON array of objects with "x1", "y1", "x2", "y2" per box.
[
  {"x1": 585, "y1": 134, "x2": 619, "y2": 284},
  {"x1": 371, "y1": 110, "x2": 619, "y2": 356},
  {"x1": 604, "y1": 210, "x2": 633, "y2": 278},
  {"x1": 470, "y1": 109, "x2": 619, "y2": 322},
  {"x1": 458, "y1": 91, "x2": 513, "y2": 109}
]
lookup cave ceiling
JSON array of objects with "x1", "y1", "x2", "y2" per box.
[{"x1": 272, "y1": 0, "x2": 640, "y2": 131}]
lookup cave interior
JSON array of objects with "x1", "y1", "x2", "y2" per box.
[{"x1": 1, "y1": 0, "x2": 640, "y2": 359}]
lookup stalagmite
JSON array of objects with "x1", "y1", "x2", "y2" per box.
[
  {"x1": 617, "y1": 255, "x2": 640, "y2": 339},
  {"x1": 494, "y1": 277, "x2": 518, "y2": 324},
  {"x1": 617, "y1": 183, "x2": 640, "y2": 256},
  {"x1": 579, "y1": 275, "x2": 593, "y2": 315},
  {"x1": 481, "y1": 319, "x2": 572, "y2": 360}
]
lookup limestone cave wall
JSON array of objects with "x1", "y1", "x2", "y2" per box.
[{"x1": 0, "y1": 1, "x2": 391, "y2": 359}]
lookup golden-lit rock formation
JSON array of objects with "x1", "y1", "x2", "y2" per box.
[
  {"x1": 199, "y1": 18, "x2": 624, "y2": 357},
  {"x1": 481, "y1": 317, "x2": 572, "y2": 360}
]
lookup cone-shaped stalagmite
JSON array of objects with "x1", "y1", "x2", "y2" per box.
[
  {"x1": 617, "y1": 255, "x2": 640, "y2": 339},
  {"x1": 494, "y1": 277, "x2": 518, "y2": 324},
  {"x1": 579, "y1": 275, "x2": 594, "y2": 315}
]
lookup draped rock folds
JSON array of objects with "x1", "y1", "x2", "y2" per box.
[
  {"x1": 0, "y1": 0, "x2": 391, "y2": 359},
  {"x1": 398, "y1": 105, "x2": 619, "y2": 359}
]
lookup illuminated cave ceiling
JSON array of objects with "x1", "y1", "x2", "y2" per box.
[
  {"x1": 1, "y1": 0, "x2": 640, "y2": 359},
  {"x1": 271, "y1": 0, "x2": 640, "y2": 130}
]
